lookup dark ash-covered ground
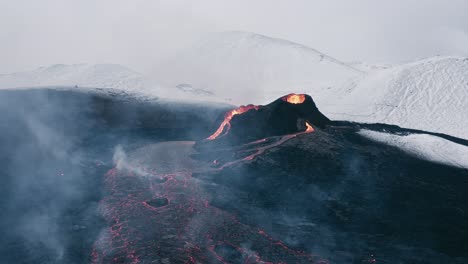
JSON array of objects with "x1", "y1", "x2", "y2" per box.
[
  {"x1": 197, "y1": 126, "x2": 468, "y2": 264},
  {"x1": 0, "y1": 89, "x2": 467, "y2": 264},
  {"x1": 0, "y1": 88, "x2": 227, "y2": 264}
]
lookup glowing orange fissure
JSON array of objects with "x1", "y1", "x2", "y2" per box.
[
  {"x1": 207, "y1": 104, "x2": 260, "y2": 140},
  {"x1": 282, "y1": 93, "x2": 306, "y2": 104},
  {"x1": 216, "y1": 120, "x2": 315, "y2": 169},
  {"x1": 305, "y1": 121, "x2": 314, "y2": 132}
]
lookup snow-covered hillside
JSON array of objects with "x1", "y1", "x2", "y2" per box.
[
  {"x1": 1, "y1": 33, "x2": 466, "y2": 140},
  {"x1": 0, "y1": 64, "x2": 146, "y2": 91},
  {"x1": 156, "y1": 32, "x2": 467, "y2": 139},
  {"x1": 155, "y1": 31, "x2": 365, "y2": 104},
  {"x1": 0, "y1": 64, "x2": 222, "y2": 103},
  {"x1": 359, "y1": 130, "x2": 468, "y2": 169},
  {"x1": 321, "y1": 56, "x2": 468, "y2": 139}
]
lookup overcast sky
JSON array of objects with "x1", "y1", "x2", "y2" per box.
[{"x1": 1, "y1": 0, "x2": 467, "y2": 73}]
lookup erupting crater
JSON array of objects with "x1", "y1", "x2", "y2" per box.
[
  {"x1": 194, "y1": 93, "x2": 329, "y2": 169},
  {"x1": 201, "y1": 93, "x2": 329, "y2": 146},
  {"x1": 283, "y1": 93, "x2": 306, "y2": 104}
]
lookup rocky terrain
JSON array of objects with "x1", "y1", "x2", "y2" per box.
[{"x1": 1, "y1": 89, "x2": 467, "y2": 264}]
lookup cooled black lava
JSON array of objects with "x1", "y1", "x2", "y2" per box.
[{"x1": 1, "y1": 89, "x2": 467, "y2": 264}]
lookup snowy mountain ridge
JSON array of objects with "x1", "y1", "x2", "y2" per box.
[
  {"x1": 322, "y1": 56, "x2": 468, "y2": 139},
  {"x1": 0, "y1": 63, "x2": 146, "y2": 91},
  {"x1": 1, "y1": 32, "x2": 467, "y2": 140},
  {"x1": 212, "y1": 31, "x2": 365, "y2": 73},
  {"x1": 0, "y1": 63, "x2": 223, "y2": 103},
  {"x1": 155, "y1": 31, "x2": 365, "y2": 103}
]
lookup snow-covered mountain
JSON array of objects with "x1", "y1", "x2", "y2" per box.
[
  {"x1": 155, "y1": 31, "x2": 365, "y2": 103},
  {"x1": 0, "y1": 64, "x2": 146, "y2": 91},
  {"x1": 359, "y1": 130, "x2": 468, "y2": 169},
  {"x1": 156, "y1": 32, "x2": 467, "y2": 139},
  {"x1": 1, "y1": 33, "x2": 466, "y2": 140},
  {"x1": 321, "y1": 56, "x2": 468, "y2": 139},
  {"x1": 0, "y1": 63, "x2": 221, "y2": 103}
]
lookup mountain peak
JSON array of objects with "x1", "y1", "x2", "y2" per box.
[
  {"x1": 199, "y1": 31, "x2": 363, "y2": 72},
  {"x1": 156, "y1": 31, "x2": 364, "y2": 105}
]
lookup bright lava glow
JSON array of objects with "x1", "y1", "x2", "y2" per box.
[
  {"x1": 305, "y1": 121, "x2": 314, "y2": 132},
  {"x1": 217, "y1": 120, "x2": 316, "y2": 169},
  {"x1": 207, "y1": 104, "x2": 260, "y2": 140},
  {"x1": 282, "y1": 93, "x2": 306, "y2": 104}
]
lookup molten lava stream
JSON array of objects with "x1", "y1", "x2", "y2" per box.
[
  {"x1": 217, "y1": 121, "x2": 315, "y2": 170},
  {"x1": 208, "y1": 93, "x2": 309, "y2": 141},
  {"x1": 207, "y1": 104, "x2": 260, "y2": 140},
  {"x1": 91, "y1": 141, "x2": 325, "y2": 263},
  {"x1": 306, "y1": 121, "x2": 314, "y2": 132}
]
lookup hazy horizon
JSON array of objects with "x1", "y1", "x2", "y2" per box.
[{"x1": 1, "y1": 0, "x2": 468, "y2": 74}]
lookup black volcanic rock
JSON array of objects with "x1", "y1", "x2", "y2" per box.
[
  {"x1": 199, "y1": 94, "x2": 330, "y2": 147},
  {"x1": 198, "y1": 125, "x2": 468, "y2": 264},
  {"x1": 146, "y1": 197, "x2": 169, "y2": 208}
]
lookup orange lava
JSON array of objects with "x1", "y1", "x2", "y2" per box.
[
  {"x1": 207, "y1": 104, "x2": 260, "y2": 140},
  {"x1": 305, "y1": 121, "x2": 314, "y2": 133},
  {"x1": 282, "y1": 93, "x2": 306, "y2": 104},
  {"x1": 216, "y1": 120, "x2": 315, "y2": 169}
]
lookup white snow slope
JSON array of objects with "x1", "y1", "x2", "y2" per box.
[
  {"x1": 1, "y1": 33, "x2": 466, "y2": 140},
  {"x1": 155, "y1": 31, "x2": 365, "y2": 104},
  {"x1": 156, "y1": 32, "x2": 467, "y2": 139},
  {"x1": 0, "y1": 64, "x2": 222, "y2": 103},
  {"x1": 0, "y1": 64, "x2": 146, "y2": 91},
  {"x1": 322, "y1": 56, "x2": 468, "y2": 139},
  {"x1": 359, "y1": 130, "x2": 468, "y2": 170}
]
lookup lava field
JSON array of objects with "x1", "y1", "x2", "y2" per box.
[{"x1": 1, "y1": 89, "x2": 467, "y2": 264}]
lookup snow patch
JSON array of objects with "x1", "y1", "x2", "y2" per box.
[
  {"x1": 0, "y1": 64, "x2": 145, "y2": 91},
  {"x1": 358, "y1": 129, "x2": 468, "y2": 169},
  {"x1": 0, "y1": 64, "x2": 224, "y2": 104},
  {"x1": 322, "y1": 56, "x2": 468, "y2": 139}
]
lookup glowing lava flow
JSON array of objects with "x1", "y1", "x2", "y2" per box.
[
  {"x1": 217, "y1": 121, "x2": 315, "y2": 170},
  {"x1": 208, "y1": 93, "x2": 309, "y2": 140},
  {"x1": 90, "y1": 95, "x2": 325, "y2": 263},
  {"x1": 306, "y1": 121, "x2": 314, "y2": 132},
  {"x1": 207, "y1": 105, "x2": 260, "y2": 140},
  {"x1": 282, "y1": 93, "x2": 306, "y2": 104},
  {"x1": 91, "y1": 141, "x2": 327, "y2": 263}
]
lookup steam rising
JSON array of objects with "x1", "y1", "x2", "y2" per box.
[{"x1": 0, "y1": 88, "x2": 226, "y2": 263}]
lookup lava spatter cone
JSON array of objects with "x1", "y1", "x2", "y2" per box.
[{"x1": 199, "y1": 93, "x2": 330, "y2": 147}]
